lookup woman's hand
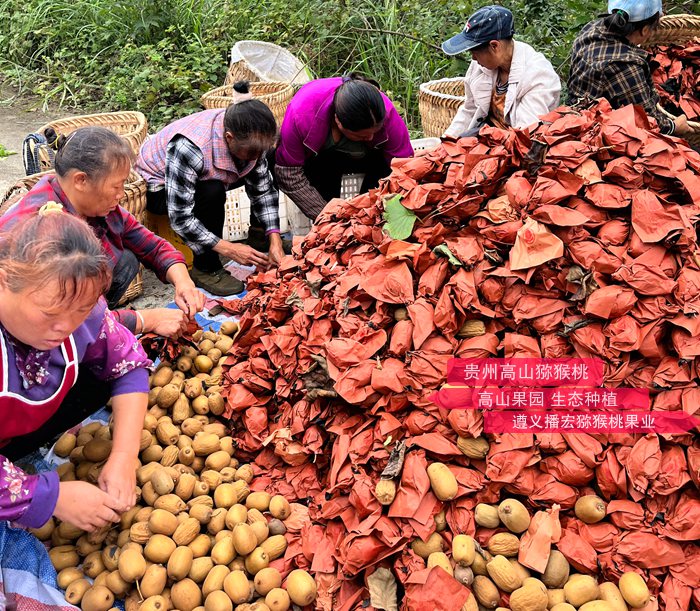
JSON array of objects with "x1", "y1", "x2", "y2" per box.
[
  {"x1": 174, "y1": 282, "x2": 206, "y2": 319},
  {"x1": 214, "y1": 240, "x2": 269, "y2": 269},
  {"x1": 53, "y1": 481, "x2": 124, "y2": 531},
  {"x1": 140, "y1": 308, "x2": 188, "y2": 339},
  {"x1": 268, "y1": 234, "x2": 285, "y2": 269},
  {"x1": 674, "y1": 114, "x2": 695, "y2": 136},
  {"x1": 166, "y1": 263, "x2": 206, "y2": 318},
  {"x1": 98, "y1": 451, "x2": 138, "y2": 512}
]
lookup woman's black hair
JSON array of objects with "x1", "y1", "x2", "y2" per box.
[
  {"x1": 224, "y1": 81, "x2": 277, "y2": 154},
  {"x1": 50, "y1": 126, "x2": 133, "y2": 181},
  {"x1": 333, "y1": 73, "x2": 386, "y2": 132},
  {"x1": 604, "y1": 9, "x2": 661, "y2": 36}
]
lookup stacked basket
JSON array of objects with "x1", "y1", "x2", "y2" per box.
[
  {"x1": 198, "y1": 41, "x2": 313, "y2": 242},
  {"x1": 224, "y1": 40, "x2": 312, "y2": 87},
  {"x1": 38, "y1": 111, "x2": 148, "y2": 160},
  {"x1": 200, "y1": 82, "x2": 294, "y2": 127}
]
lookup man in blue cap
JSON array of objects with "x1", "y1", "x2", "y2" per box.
[
  {"x1": 568, "y1": 0, "x2": 694, "y2": 137},
  {"x1": 441, "y1": 5, "x2": 561, "y2": 138}
]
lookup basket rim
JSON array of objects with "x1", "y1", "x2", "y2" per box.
[
  {"x1": 656, "y1": 13, "x2": 700, "y2": 29},
  {"x1": 232, "y1": 40, "x2": 307, "y2": 68},
  {"x1": 419, "y1": 77, "x2": 466, "y2": 101},
  {"x1": 202, "y1": 82, "x2": 294, "y2": 98},
  {"x1": 40, "y1": 110, "x2": 147, "y2": 129},
  {"x1": 645, "y1": 13, "x2": 700, "y2": 45}
]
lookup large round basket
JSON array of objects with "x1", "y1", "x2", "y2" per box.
[
  {"x1": 0, "y1": 170, "x2": 147, "y2": 305},
  {"x1": 200, "y1": 82, "x2": 294, "y2": 126},
  {"x1": 646, "y1": 13, "x2": 700, "y2": 46},
  {"x1": 37, "y1": 111, "x2": 148, "y2": 156},
  {"x1": 418, "y1": 78, "x2": 466, "y2": 138},
  {"x1": 224, "y1": 41, "x2": 312, "y2": 87}
]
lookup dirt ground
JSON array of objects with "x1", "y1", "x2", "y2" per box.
[{"x1": 0, "y1": 83, "x2": 170, "y2": 309}]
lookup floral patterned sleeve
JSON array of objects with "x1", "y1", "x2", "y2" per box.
[
  {"x1": 0, "y1": 455, "x2": 59, "y2": 528},
  {"x1": 81, "y1": 300, "x2": 151, "y2": 397}
]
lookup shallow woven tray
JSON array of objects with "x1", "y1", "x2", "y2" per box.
[{"x1": 37, "y1": 111, "x2": 148, "y2": 156}]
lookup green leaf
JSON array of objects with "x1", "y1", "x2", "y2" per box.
[
  {"x1": 0, "y1": 144, "x2": 16, "y2": 159},
  {"x1": 433, "y1": 243, "x2": 462, "y2": 266},
  {"x1": 383, "y1": 195, "x2": 417, "y2": 240}
]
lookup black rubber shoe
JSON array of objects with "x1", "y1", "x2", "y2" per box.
[{"x1": 189, "y1": 268, "x2": 244, "y2": 296}]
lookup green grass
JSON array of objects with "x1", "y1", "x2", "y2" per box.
[
  {"x1": 0, "y1": 143, "x2": 16, "y2": 158},
  {"x1": 0, "y1": 0, "x2": 694, "y2": 132}
]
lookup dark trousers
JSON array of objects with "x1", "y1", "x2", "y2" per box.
[
  {"x1": 302, "y1": 148, "x2": 391, "y2": 201},
  {"x1": 105, "y1": 250, "x2": 140, "y2": 309},
  {"x1": 2, "y1": 369, "x2": 112, "y2": 461},
  {"x1": 147, "y1": 181, "x2": 226, "y2": 273}
]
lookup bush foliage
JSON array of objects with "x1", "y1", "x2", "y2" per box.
[{"x1": 0, "y1": 0, "x2": 696, "y2": 132}]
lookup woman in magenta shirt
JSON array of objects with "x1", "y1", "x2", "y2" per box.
[
  {"x1": 275, "y1": 74, "x2": 413, "y2": 220},
  {"x1": 0, "y1": 208, "x2": 150, "y2": 532}
]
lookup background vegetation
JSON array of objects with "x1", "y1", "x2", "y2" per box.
[{"x1": 0, "y1": 0, "x2": 697, "y2": 133}]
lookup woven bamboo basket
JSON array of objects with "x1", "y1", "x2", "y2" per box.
[
  {"x1": 200, "y1": 82, "x2": 294, "y2": 126},
  {"x1": 418, "y1": 78, "x2": 466, "y2": 138},
  {"x1": 0, "y1": 170, "x2": 147, "y2": 304},
  {"x1": 646, "y1": 13, "x2": 700, "y2": 46},
  {"x1": 225, "y1": 61, "x2": 259, "y2": 86},
  {"x1": 37, "y1": 111, "x2": 148, "y2": 156},
  {"x1": 224, "y1": 41, "x2": 311, "y2": 87}
]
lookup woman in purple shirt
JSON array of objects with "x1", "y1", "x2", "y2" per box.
[
  {"x1": 0, "y1": 207, "x2": 150, "y2": 532},
  {"x1": 275, "y1": 74, "x2": 413, "y2": 220}
]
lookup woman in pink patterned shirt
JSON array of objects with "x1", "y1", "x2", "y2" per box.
[{"x1": 0, "y1": 208, "x2": 150, "y2": 532}]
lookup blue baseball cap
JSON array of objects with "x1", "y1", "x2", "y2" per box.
[
  {"x1": 442, "y1": 5, "x2": 516, "y2": 56},
  {"x1": 607, "y1": 0, "x2": 663, "y2": 22}
]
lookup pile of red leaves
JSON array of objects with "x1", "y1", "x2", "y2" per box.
[
  {"x1": 652, "y1": 39, "x2": 700, "y2": 120},
  {"x1": 215, "y1": 100, "x2": 700, "y2": 611}
]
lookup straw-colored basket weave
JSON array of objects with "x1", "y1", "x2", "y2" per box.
[
  {"x1": 646, "y1": 13, "x2": 700, "y2": 46},
  {"x1": 200, "y1": 82, "x2": 294, "y2": 126},
  {"x1": 418, "y1": 78, "x2": 466, "y2": 138},
  {"x1": 37, "y1": 111, "x2": 148, "y2": 156},
  {"x1": 0, "y1": 170, "x2": 147, "y2": 304}
]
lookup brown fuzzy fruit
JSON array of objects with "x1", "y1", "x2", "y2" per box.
[
  {"x1": 171, "y1": 578, "x2": 202, "y2": 611},
  {"x1": 575, "y1": 495, "x2": 608, "y2": 524},
  {"x1": 497, "y1": 498, "x2": 531, "y2": 533},
  {"x1": 285, "y1": 569, "x2": 317, "y2": 607},
  {"x1": 618, "y1": 572, "x2": 650, "y2": 608}
]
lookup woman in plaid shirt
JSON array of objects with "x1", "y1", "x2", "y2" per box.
[
  {"x1": 567, "y1": 0, "x2": 695, "y2": 138},
  {"x1": 136, "y1": 84, "x2": 283, "y2": 296}
]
